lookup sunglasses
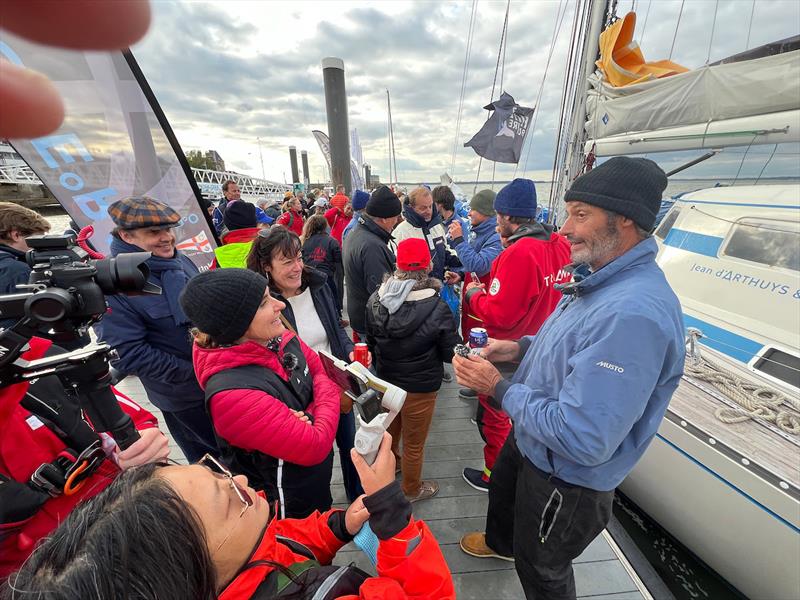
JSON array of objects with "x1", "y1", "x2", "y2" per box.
[{"x1": 198, "y1": 454, "x2": 254, "y2": 518}]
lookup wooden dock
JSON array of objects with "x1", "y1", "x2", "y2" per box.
[{"x1": 117, "y1": 369, "x2": 650, "y2": 599}]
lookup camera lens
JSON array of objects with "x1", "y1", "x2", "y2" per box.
[{"x1": 92, "y1": 252, "x2": 151, "y2": 294}]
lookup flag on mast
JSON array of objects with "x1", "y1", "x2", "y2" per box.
[{"x1": 464, "y1": 92, "x2": 534, "y2": 164}]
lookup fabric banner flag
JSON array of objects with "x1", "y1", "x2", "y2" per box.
[
  {"x1": 312, "y1": 129, "x2": 364, "y2": 191},
  {"x1": 0, "y1": 34, "x2": 217, "y2": 270},
  {"x1": 464, "y1": 92, "x2": 534, "y2": 164}
]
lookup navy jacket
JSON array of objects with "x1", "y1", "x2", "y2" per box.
[
  {"x1": 95, "y1": 243, "x2": 202, "y2": 412},
  {"x1": 277, "y1": 268, "x2": 353, "y2": 361},
  {"x1": 301, "y1": 233, "x2": 341, "y2": 279},
  {"x1": 0, "y1": 244, "x2": 31, "y2": 330}
]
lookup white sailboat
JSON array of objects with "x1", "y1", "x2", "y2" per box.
[{"x1": 549, "y1": 5, "x2": 800, "y2": 599}]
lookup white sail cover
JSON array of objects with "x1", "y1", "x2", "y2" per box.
[{"x1": 586, "y1": 50, "x2": 800, "y2": 153}]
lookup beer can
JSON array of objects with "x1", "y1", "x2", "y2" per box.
[
  {"x1": 353, "y1": 343, "x2": 369, "y2": 366},
  {"x1": 469, "y1": 328, "x2": 488, "y2": 349}
]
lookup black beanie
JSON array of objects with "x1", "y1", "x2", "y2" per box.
[
  {"x1": 179, "y1": 268, "x2": 267, "y2": 345},
  {"x1": 565, "y1": 157, "x2": 667, "y2": 231},
  {"x1": 224, "y1": 201, "x2": 257, "y2": 231},
  {"x1": 365, "y1": 186, "x2": 402, "y2": 218}
]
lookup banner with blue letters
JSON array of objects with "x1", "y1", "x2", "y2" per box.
[{"x1": 0, "y1": 34, "x2": 217, "y2": 270}]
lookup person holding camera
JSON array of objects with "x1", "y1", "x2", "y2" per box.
[
  {"x1": 179, "y1": 267, "x2": 341, "y2": 519},
  {"x1": 247, "y1": 226, "x2": 365, "y2": 503},
  {"x1": 365, "y1": 238, "x2": 461, "y2": 502},
  {"x1": 94, "y1": 196, "x2": 218, "y2": 463},
  {"x1": 0, "y1": 337, "x2": 170, "y2": 578},
  {"x1": 5, "y1": 433, "x2": 456, "y2": 599}
]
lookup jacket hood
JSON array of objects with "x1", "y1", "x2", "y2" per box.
[
  {"x1": 0, "y1": 244, "x2": 24, "y2": 261},
  {"x1": 562, "y1": 237, "x2": 658, "y2": 297},
  {"x1": 370, "y1": 284, "x2": 438, "y2": 337},
  {"x1": 471, "y1": 216, "x2": 497, "y2": 237},
  {"x1": 507, "y1": 221, "x2": 553, "y2": 244},
  {"x1": 402, "y1": 203, "x2": 442, "y2": 229},
  {"x1": 192, "y1": 333, "x2": 296, "y2": 389}
]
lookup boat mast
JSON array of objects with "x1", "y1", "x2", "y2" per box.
[
  {"x1": 549, "y1": 0, "x2": 610, "y2": 223},
  {"x1": 387, "y1": 89, "x2": 399, "y2": 185}
]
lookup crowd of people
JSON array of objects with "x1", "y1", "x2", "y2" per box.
[{"x1": 0, "y1": 156, "x2": 685, "y2": 599}]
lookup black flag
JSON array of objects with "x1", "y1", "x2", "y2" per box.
[{"x1": 464, "y1": 92, "x2": 534, "y2": 164}]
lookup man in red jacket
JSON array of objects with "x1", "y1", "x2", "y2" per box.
[
  {"x1": 0, "y1": 337, "x2": 169, "y2": 578},
  {"x1": 461, "y1": 178, "x2": 571, "y2": 492}
]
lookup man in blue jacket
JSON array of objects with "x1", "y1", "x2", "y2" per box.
[
  {"x1": 96, "y1": 196, "x2": 218, "y2": 463},
  {"x1": 454, "y1": 157, "x2": 685, "y2": 599}
]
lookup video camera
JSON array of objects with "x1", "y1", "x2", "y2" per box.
[
  {"x1": 0, "y1": 233, "x2": 160, "y2": 450},
  {"x1": 319, "y1": 350, "x2": 406, "y2": 465}
]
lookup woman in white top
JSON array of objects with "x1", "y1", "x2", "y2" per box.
[{"x1": 246, "y1": 225, "x2": 367, "y2": 502}]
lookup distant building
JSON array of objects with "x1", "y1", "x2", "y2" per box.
[
  {"x1": 368, "y1": 173, "x2": 381, "y2": 188},
  {"x1": 205, "y1": 150, "x2": 225, "y2": 172}
]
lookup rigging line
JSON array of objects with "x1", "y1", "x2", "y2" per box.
[
  {"x1": 745, "y1": 0, "x2": 756, "y2": 50},
  {"x1": 519, "y1": 0, "x2": 567, "y2": 179},
  {"x1": 733, "y1": 134, "x2": 757, "y2": 184},
  {"x1": 755, "y1": 144, "x2": 779, "y2": 184},
  {"x1": 452, "y1": 0, "x2": 478, "y2": 177},
  {"x1": 639, "y1": 0, "x2": 652, "y2": 45},
  {"x1": 668, "y1": 0, "x2": 685, "y2": 62},
  {"x1": 706, "y1": 0, "x2": 719, "y2": 64},
  {"x1": 475, "y1": 0, "x2": 511, "y2": 193}
]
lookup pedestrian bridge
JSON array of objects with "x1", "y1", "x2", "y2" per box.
[{"x1": 0, "y1": 164, "x2": 293, "y2": 203}]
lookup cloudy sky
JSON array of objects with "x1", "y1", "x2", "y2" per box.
[{"x1": 131, "y1": 0, "x2": 800, "y2": 185}]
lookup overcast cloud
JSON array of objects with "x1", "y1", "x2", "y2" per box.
[{"x1": 131, "y1": 0, "x2": 800, "y2": 185}]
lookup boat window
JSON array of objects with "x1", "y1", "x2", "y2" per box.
[
  {"x1": 722, "y1": 219, "x2": 800, "y2": 272},
  {"x1": 654, "y1": 206, "x2": 681, "y2": 239},
  {"x1": 753, "y1": 348, "x2": 800, "y2": 389}
]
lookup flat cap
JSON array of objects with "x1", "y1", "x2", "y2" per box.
[{"x1": 107, "y1": 196, "x2": 181, "y2": 230}]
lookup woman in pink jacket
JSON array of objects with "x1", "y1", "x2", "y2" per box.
[{"x1": 179, "y1": 267, "x2": 340, "y2": 518}]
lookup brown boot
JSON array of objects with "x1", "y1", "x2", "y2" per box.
[
  {"x1": 406, "y1": 480, "x2": 439, "y2": 503},
  {"x1": 459, "y1": 532, "x2": 514, "y2": 562}
]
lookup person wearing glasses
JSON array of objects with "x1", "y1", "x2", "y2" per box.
[
  {"x1": 179, "y1": 267, "x2": 341, "y2": 519},
  {"x1": 5, "y1": 433, "x2": 456, "y2": 599},
  {"x1": 246, "y1": 227, "x2": 367, "y2": 504}
]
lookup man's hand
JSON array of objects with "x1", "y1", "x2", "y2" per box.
[
  {"x1": 444, "y1": 270, "x2": 461, "y2": 285},
  {"x1": 448, "y1": 220, "x2": 464, "y2": 240},
  {"x1": 116, "y1": 427, "x2": 169, "y2": 471},
  {"x1": 481, "y1": 338, "x2": 521, "y2": 363},
  {"x1": 453, "y1": 354, "x2": 503, "y2": 397},
  {"x1": 350, "y1": 432, "x2": 396, "y2": 496},
  {"x1": 466, "y1": 282, "x2": 485, "y2": 293},
  {"x1": 345, "y1": 494, "x2": 370, "y2": 535}
]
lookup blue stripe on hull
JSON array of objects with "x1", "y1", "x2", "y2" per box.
[
  {"x1": 683, "y1": 314, "x2": 763, "y2": 364},
  {"x1": 656, "y1": 433, "x2": 800, "y2": 535},
  {"x1": 663, "y1": 228, "x2": 724, "y2": 257}
]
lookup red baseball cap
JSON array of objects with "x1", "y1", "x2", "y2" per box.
[{"x1": 397, "y1": 238, "x2": 431, "y2": 271}]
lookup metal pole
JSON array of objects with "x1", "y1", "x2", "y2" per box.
[
  {"x1": 289, "y1": 146, "x2": 300, "y2": 184},
  {"x1": 257, "y1": 137, "x2": 265, "y2": 180},
  {"x1": 322, "y1": 57, "x2": 352, "y2": 194},
  {"x1": 300, "y1": 150, "x2": 310, "y2": 187},
  {"x1": 364, "y1": 164, "x2": 371, "y2": 189}
]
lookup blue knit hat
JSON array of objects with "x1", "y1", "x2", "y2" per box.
[
  {"x1": 352, "y1": 189, "x2": 370, "y2": 211},
  {"x1": 494, "y1": 178, "x2": 537, "y2": 218}
]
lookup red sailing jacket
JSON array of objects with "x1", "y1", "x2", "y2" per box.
[
  {"x1": 219, "y1": 504, "x2": 455, "y2": 600},
  {"x1": 0, "y1": 337, "x2": 158, "y2": 578},
  {"x1": 193, "y1": 335, "x2": 340, "y2": 466},
  {"x1": 465, "y1": 231, "x2": 572, "y2": 340},
  {"x1": 324, "y1": 207, "x2": 352, "y2": 246},
  {"x1": 277, "y1": 210, "x2": 305, "y2": 237}
]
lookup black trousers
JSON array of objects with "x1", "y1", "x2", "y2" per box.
[{"x1": 486, "y1": 432, "x2": 614, "y2": 600}]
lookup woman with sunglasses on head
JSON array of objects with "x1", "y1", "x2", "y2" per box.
[
  {"x1": 178, "y1": 267, "x2": 340, "y2": 519},
  {"x1": 245, "y1": 226, "x2": 367, "y2": 504},
  {"x1": 4, "y1": 433, "x2": 455, "y2": 599}
]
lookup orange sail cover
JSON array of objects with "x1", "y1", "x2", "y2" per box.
[{"x1": 597, "y1": 12, "x2": 689, "y2": 87}]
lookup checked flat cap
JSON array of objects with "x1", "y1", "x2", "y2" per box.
[{"x1": 108, "y1": 196, "x2": 181, "y2": 230}]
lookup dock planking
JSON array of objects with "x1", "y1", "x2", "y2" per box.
[{"x1": 118, "y1": 367, "x2": 646, "y2": 599}]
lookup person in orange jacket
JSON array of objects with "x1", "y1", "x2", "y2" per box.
[
  {"x1": 6, "y1": 433, "x2": 456, "y2": 599},
  {"x1": 0, "y1": 337, "x2": 169, "y2": 578}
]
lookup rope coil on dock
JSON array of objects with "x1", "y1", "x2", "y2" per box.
[{"x1": 685, "y1": 357, "x2": 800, "y2": 435}]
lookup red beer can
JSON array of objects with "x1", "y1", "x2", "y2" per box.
[{"x1": 353, "y1": 343, "x2": 369, "y2": 366}]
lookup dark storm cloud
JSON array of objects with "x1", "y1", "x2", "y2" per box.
[{"x1": 133, "y1": 0, "x2": 800, "y2": 182}]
